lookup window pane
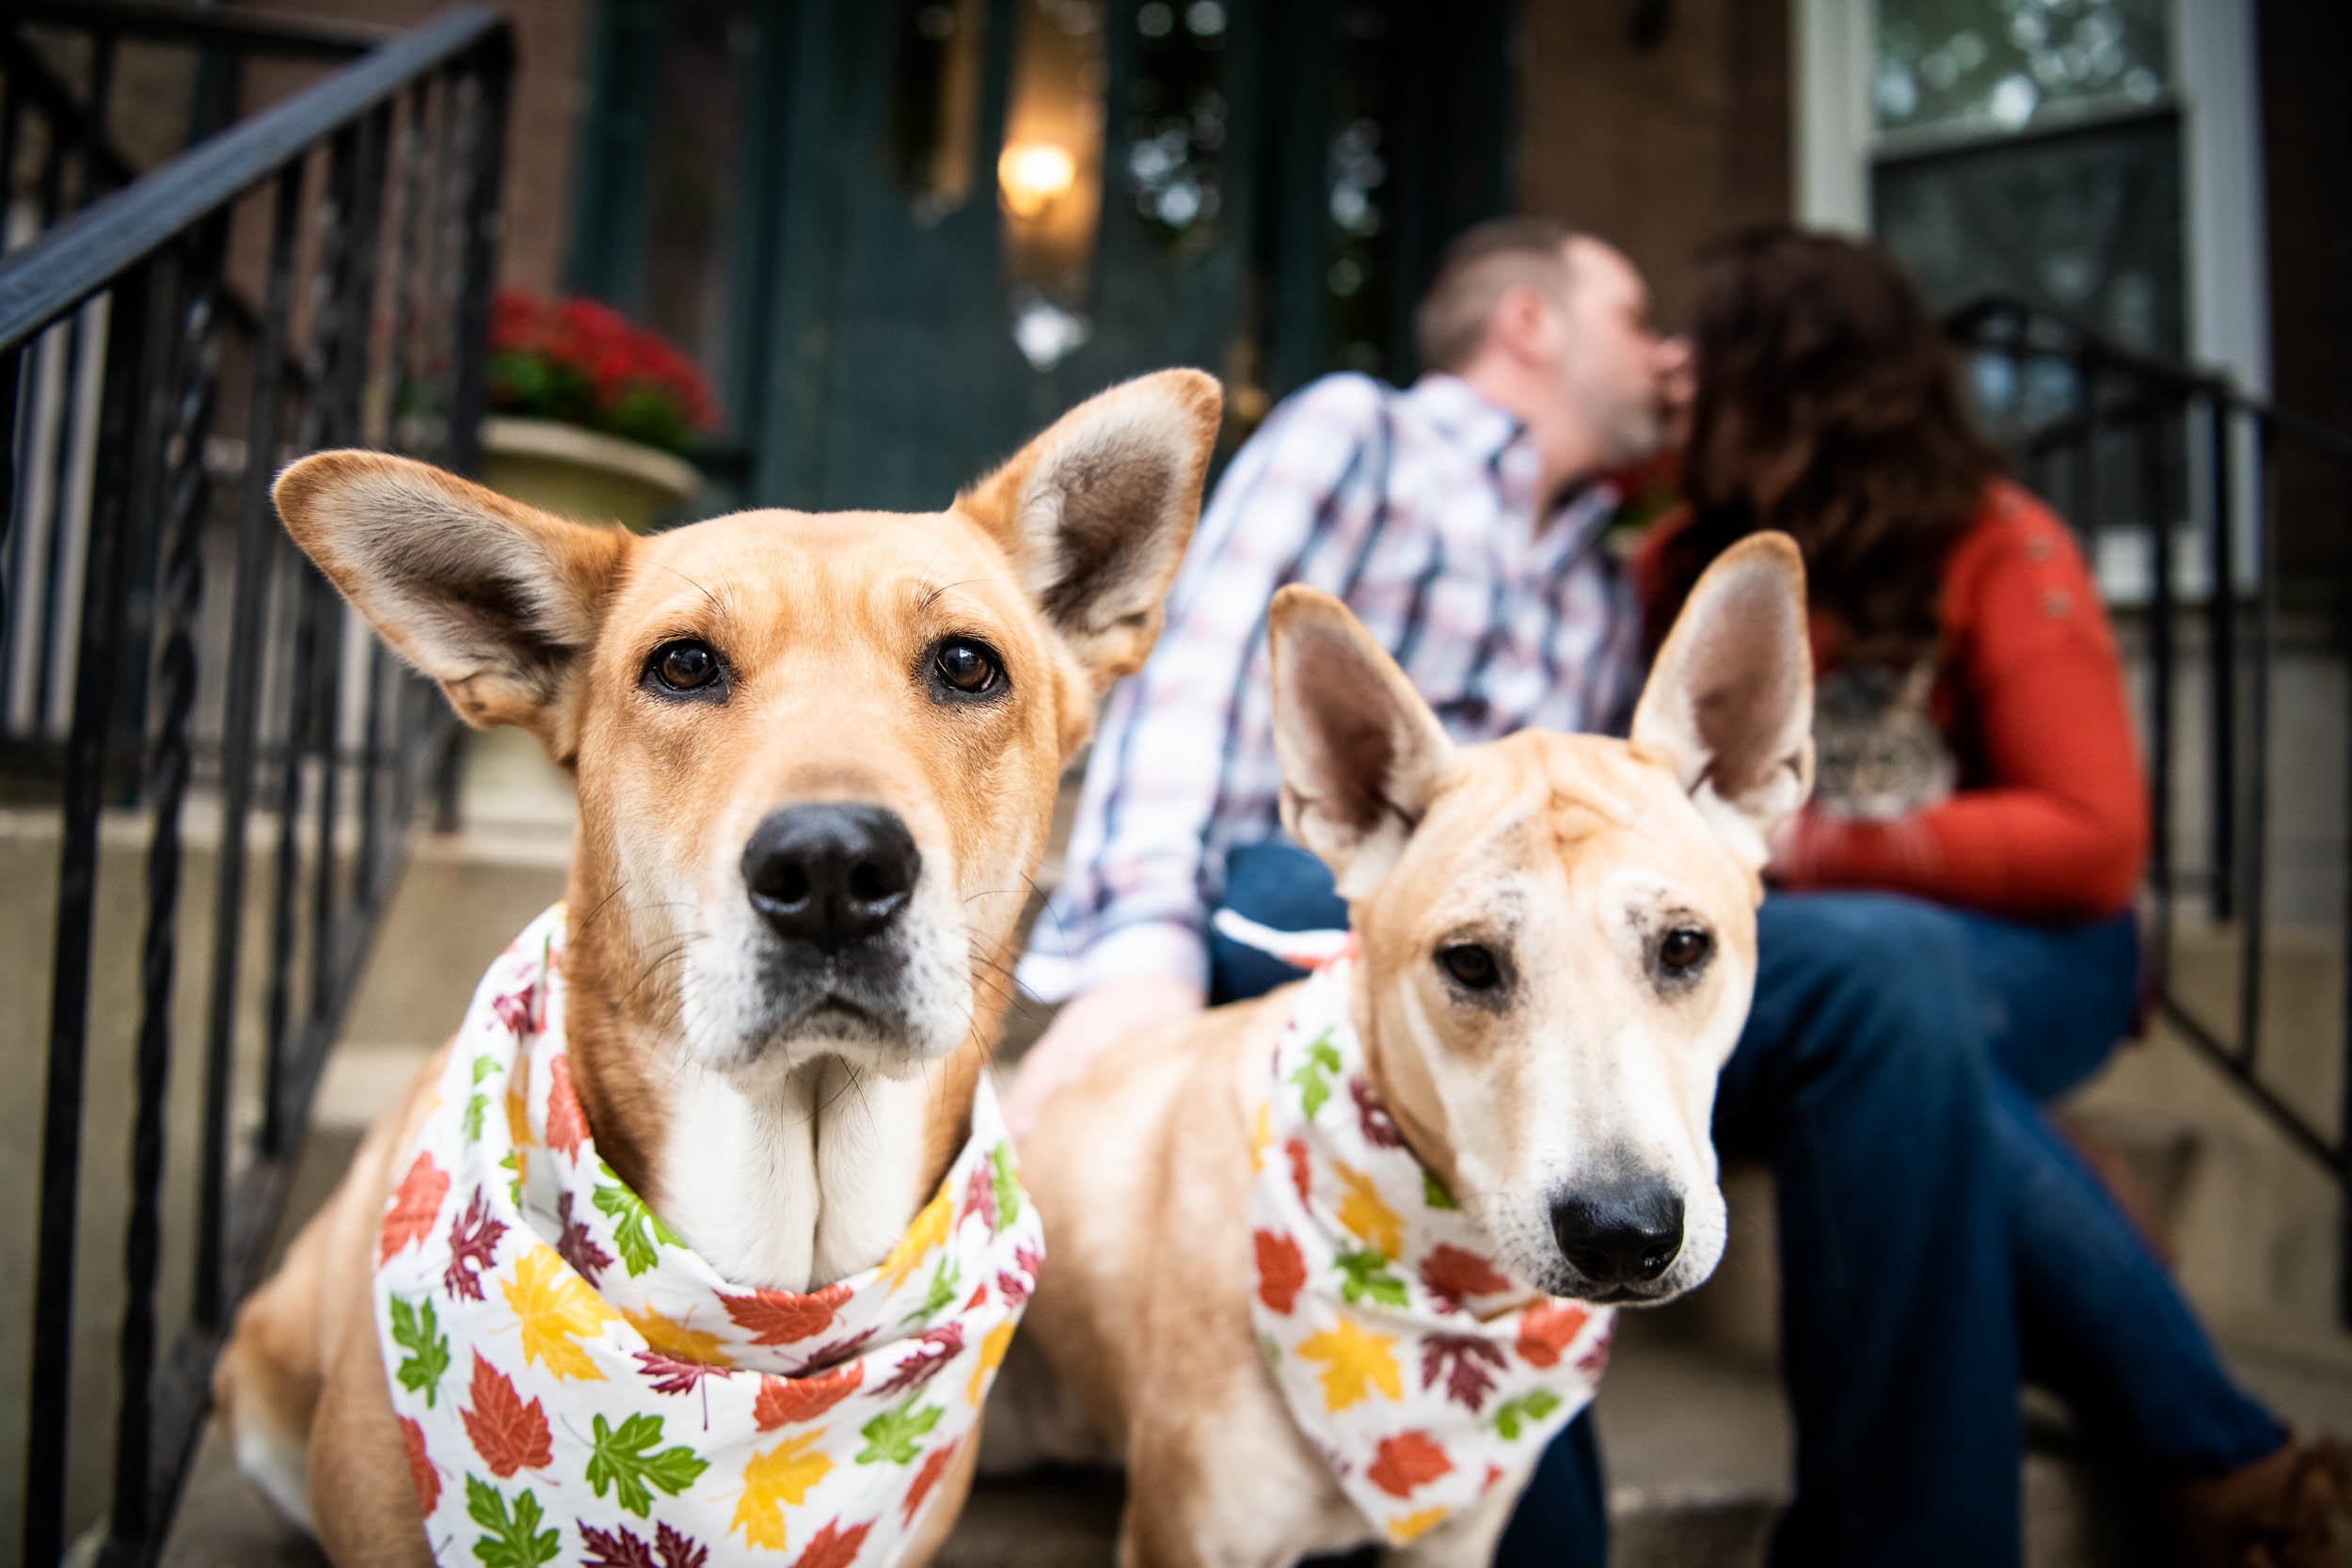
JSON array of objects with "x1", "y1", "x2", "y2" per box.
[
  {"x1": 1873, "y1": 0, "x2": 2169, "y2": 136},
  {"x1": 1875, "y1": 115, "x2": 2184, "y2": 361}
]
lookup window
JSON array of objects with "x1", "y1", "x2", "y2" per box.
[
  {"x1": 1870, "y1": 0, "x2": 2183, "y2": 359},
  {"x1": 1795, "y1": 0, "x2": 2269, "y2": 597}
]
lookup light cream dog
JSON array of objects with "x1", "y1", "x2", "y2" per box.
[
  {"x1": 210, "y1": 370, "x2": 1222, "y2": 1566},
  {"x1": 1005, "y1": 534, "x2": 1814, "y2": 1566}
]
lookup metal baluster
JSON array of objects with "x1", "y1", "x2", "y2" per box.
[
  {"x1": 1, "y1": 345, "x2": 20, "y2": 689},
  {"x1": 210, "y1": 167, "x2": 302, "y2": 1235},
  {"x1": 357, "y1": 89, "x2": 428, "y2": 910},
  {"x1": 2236, "y1": 420, "x2": 2275, "y2": 1073},
  {"x1": 33, "y1": 106, "x2": 81, "y2": 735},
  {"x1": 22, "y1": 260, "x2": 158, "y2": 1568},
  {"x1": 310, "y1": 103, "x2": 389, "y2": 1021},
  {"x1": 107, "y1": 210, "x2": 226, "y2": 1563},
  {"x1": 2340, "y1": 471, "x2": 2352, "y2": 1326},
  {"x1": 258, "y1": 125, "x2": 357, "y2": 1236},
  {"x1": 447, "y1": 41, "x2": 512, "y2": 479},
  {"x1": 2076, "y1": 345, "x2": 2104, "y2": 563},
  {"x1": 2139, "y1": 392, "x2": 2177, "y2": 963},
  {"x1": 2207, "y1": 397, "x2": 2238, "y2": 920},
  {"x1": 433, "y1": 45, "x2": 513, "y2": 830}
]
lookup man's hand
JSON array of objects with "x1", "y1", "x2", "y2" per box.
[{"x1": 1005, "y1": 973, "x2": 1206, "y2": 1137}]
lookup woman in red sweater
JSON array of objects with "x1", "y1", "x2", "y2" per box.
[{"x1": 1644, "y1": 226, "x2": 2344, "y2": 1563}]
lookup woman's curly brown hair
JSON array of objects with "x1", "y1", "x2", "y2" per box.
[{"x1": 1654, "y1": 225, "x2": 2004, "y2": 660}]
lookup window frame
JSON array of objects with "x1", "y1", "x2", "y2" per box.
[{"x1": 1790, "y1": 0, "x2": 2271, "y2": 602}]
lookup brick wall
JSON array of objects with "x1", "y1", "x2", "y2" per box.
[{"x1": 1515, "y1": 0, "x2": 1792, "y2": 333}]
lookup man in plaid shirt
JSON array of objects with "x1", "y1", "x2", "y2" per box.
[
  {"x1": 1010, "y1": 221, "x2": 2026, "y2": 1566},
  {"x1": 1015, "y1": 220, "x2": 1666, "y2": 1047}
]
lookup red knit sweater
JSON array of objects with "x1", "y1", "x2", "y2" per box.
[{"x1": 1636, "y1": 483, "x2": 2149, "y2": 922}]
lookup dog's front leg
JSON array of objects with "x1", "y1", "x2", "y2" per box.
[
  {"x1": 1117, "y1": 1382, "x2": 1363, "y2": 1568},
  {"x1": 1378, "y1": 1481, "x2": 1520, "y2": 1568}
]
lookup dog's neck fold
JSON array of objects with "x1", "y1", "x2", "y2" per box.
[
  {"x1": 1343, "y1": 960, "x2": 1469, "y2": 1205},
  {"x1": 558, "y1": 904, "x2": 995, "y2": 1293}
]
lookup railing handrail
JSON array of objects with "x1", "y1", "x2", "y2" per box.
[
  {"x1": 1947, "y1": 292, "x2": 2352, "y2": 469},
  {"x1": 0, "y1": 4, "x2": 509, "y2": 353}
]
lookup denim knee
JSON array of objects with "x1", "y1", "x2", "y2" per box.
[{"x1": 1750, "y1": 893, "x2": 1990, "y2": 1113}]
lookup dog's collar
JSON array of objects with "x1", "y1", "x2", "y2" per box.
[
  {"x1": 373, "y1": 904, "x2": 1043, "y2": 1565},
  {"x1": 1248, "y1": 954, "x2": 1614, "y2": 1545}
]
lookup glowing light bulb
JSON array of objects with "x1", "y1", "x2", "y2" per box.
[{"x1": 998, "y1": 142, "x2": 1077, "y2": 218}]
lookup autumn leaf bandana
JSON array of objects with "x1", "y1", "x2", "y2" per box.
[
  {"x1": 373, "y1": 905, "x2": 1044, "y2": 1566},
  {"x1": 1249, "y1": 954, "x2": 1614, "y2": 1545}
]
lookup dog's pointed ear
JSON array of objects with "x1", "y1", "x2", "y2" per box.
[
  {"x1": 1631, "y1": 531, "x2": 1814, "y2": 868},
  {"x1": 1268, "y1": 585, "x2": 1454, "y2": 900},
  {"x1": 274, "y1": 451, "x2": 630, "y2": 763},
  {"x1": 957, "y1": 369, "x2": 1221, "y2": 692}
]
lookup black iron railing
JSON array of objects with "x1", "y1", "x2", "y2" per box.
[
  {"x1": 1946, "y1": 294, "x2": 2352, "y2": 1317},
  {"x1": 3, "y1": 8, "x2": 512, "y2": 1562}
]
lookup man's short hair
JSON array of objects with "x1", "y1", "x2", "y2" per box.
[{"x1": 1414, "y1": 216, "x2": 1583, "y2": 373}]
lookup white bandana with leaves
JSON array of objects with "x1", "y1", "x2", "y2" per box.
[
  {"x1": 1248, "y1": 955, "x2": 1614, "y2": 1546},
  {"x1": 373, "y1": 904, "x2": 1043, "y2": 1568}
]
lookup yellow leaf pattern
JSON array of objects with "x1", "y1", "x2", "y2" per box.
[
  {"x1": 879, "y1": 1188, "x2": 952, "y2": 1291},
  {"x1": 730, "y1": 1429, "x2": 836, "y2": 1551},
  {"x1": 968, "y1": 1320, "x2": 1013, "y2": 1405},
  {"x1": 1250, "y1": 1101, "x2": 1272, "y2": 1172},
  {"x1": 1389, "y1": 1507, "x2": 1448, "y2": 1544},
  {"x1": 1295, "y1": 1318, "x2": 1401, "y2": 1412},
  {"x1": 502, "y1": 1243, "x2": 618, "y2": 1381},
  {"x1": 621, "y1": 1302, "x2": 731, "y2": 1367},
  {"x1": 506, "y1": 1053, "x2": 532, "y2": 1147},
  {"x1": 1334, "y1": 1160, "x2": 1404, "y2": 1258}
]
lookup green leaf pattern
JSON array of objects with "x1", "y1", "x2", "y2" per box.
[
  {"x1": 583, "y1": 1412, "x2": 709, "y2": 1517},
  {"x1": 389, "y1": 1293, "x2": 451, "y2": 1407}
]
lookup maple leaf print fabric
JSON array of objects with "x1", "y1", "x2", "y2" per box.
[
  {"x1": 373, "y1": 906, "x2": 1044, "y2": 1564},
  {"x1": 1248, "y1": 956, "x2": 1613, "y2": 1544}
]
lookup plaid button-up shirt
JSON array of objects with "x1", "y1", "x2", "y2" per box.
[{"x1": 1018, "y1": 372, "x2": 1644, "y2": 1002}]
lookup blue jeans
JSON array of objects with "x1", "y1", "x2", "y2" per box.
[{"x1": 1211, "y1": 845, "x2": 2283, "y2": 1568}]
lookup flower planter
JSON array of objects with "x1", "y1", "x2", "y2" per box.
[{"x1": 477, "y1": 415, "x2": 701, "y2": 531}]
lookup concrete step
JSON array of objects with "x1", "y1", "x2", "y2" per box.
[{"x1": 156, "y1": 1315, "x2": 2154, "y2": 1567}]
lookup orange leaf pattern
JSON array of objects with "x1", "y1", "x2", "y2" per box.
[
  {"x1": 900, "y1": 1438, "x2": 959, "y2": 1526},
  {"x1": 788, "y1": 1517, "x2": 873, "y2": 1568},
  {"x1": 1367, "y1": 1431, "x2": 1454, "y2": 1497},
  {"x1": 755, "y1": 1364, "x2": 865, "y2": 1430},
  {"x1": 1255, "y1": 1229, "x2": 1306, "y2": 1314},
  {"x1": 380, "y1": 1153, "x2": 449, "y2": 1264},
  {"x1": 1246, "y1": 950, "x2": 1611, "y2": 1544},
  {"x1": 546, "y1": 1053, "x2": 589, "y2": 1158},
  {"x1": 399, "y1": 1415, "x2": 439, "y2": 1515},
  {"x1": 723, "y1": 1284, "x2": 853, "y2": 1347},
  {"x1": 1515, "y1": 1301, "x2": 1589, "y2": 1370},
  {"x1": 462, "y1": 1351, "x2": 553, "y2": 1477},
  {"x1": 371, "y1": 905, "x2": 1043, "y2": 1566}
]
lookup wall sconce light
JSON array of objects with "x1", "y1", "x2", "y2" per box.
[{"x1": 998, "y1": 141, "x2": 1076, "y2": 219}]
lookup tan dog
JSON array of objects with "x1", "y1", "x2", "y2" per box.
[
  {"x1": 1004, "y1": 534, "x2": 1812, "y2": 1566},
  {"x1": 212, "y1": 370, "x2": 1222, "y2": 1566}
]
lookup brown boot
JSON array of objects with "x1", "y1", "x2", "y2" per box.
[{"x1": 2172, "y1": 1433, "x2": 2352, "y2": 1567}]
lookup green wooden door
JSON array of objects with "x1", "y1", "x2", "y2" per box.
[{"x1": 569, "y1": 0, "x2": 1514, "y2": 512}]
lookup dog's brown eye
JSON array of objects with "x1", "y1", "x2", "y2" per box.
[
  {"x1": 649, "y1": 640, "x2": 720, "y2": 694},
  {"x1": 932, "y1": 637, "x2": 1003, "y2": 697},
  {"x1": 1659, "y1": 927, "x2": 1713, "y2": 974},
  {"x1": 1438, "y1": 943, "x2": 1501, "y2": 990}
]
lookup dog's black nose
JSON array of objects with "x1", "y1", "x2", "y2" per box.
[
  {"x1": 742, "y1": 804, "x2": 920, "y2": 954},
  {"x1": 1551, "y1": 1182, "x2": 1684, "y2": 1288}
]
